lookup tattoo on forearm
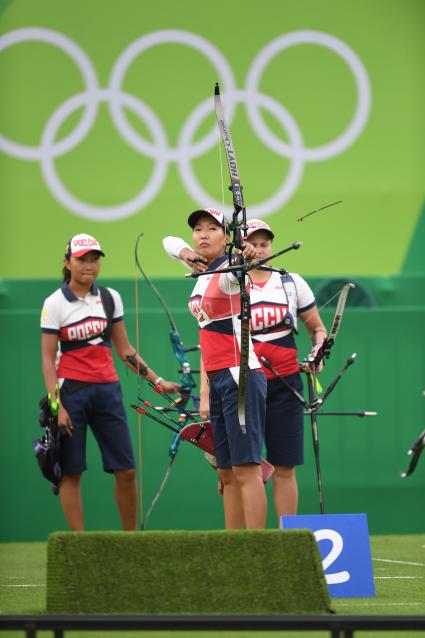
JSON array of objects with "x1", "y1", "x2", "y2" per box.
[{"x1": 126, "y1": 354, "x2": 148, "y2": 376}]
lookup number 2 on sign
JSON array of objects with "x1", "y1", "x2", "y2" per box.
[{"x1": 314, "y1": 528, "x2": 350, "y2": 585}]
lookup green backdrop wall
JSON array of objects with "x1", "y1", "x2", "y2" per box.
[{"x1": 1, "y1": 277, "x2": 424, "y2": 541}]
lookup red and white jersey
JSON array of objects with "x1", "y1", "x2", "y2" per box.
[
  {"x1": 41, "y1": 283, "x2": 124, "y2": 383},
  {"x1": 250, "y1": 272, "x2": 315, "y2": 378},
  {"x1": 188, "y1": 256, "x2": 261, "y2": 373},
  {"x1": 162, "y1": 236, "x2": 315, "y2": 379}
]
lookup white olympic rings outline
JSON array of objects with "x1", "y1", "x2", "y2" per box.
[{"x1": 0, "y1": 27, "x2": 371, "y2": 221}]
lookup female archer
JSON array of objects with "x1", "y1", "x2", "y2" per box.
[
  {"x1": 164, "y1": 218, "x2": 327, "y2": 526},
  {"x1": 174, "y1": 208, "x2": 268, "y2": 529},
  {"x1": 40, "y1": 233, "x2": 179, "y2": 531}
]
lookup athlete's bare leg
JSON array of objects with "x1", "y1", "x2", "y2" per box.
[
  {"x1": 233, "y1": 464, "x2": 267, "y2": 528},
  {"x1": 60, "y1": 474, "x2": 84, "y2": 530},
  {"x1": 272, "y1": 465, "x2": 298, "y2": 522},
  {"x1": 218, "y1": 467, "x2": 245, "y2": 529},
  {"x1": 114, "y1": 468, "x2": 137, "y2": 530}
]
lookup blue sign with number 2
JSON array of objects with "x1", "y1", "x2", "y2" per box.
[{"x1": 281, "y1": 513, "x2": 375, "y2": 598}]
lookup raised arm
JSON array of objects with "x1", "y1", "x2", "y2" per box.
[{"x1": 163, "y1": 235, "x2": 208, "y2": 272}]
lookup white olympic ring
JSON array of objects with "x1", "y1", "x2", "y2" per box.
[
  {"x1": 245, "y1": 30, "x2": 371, "y2": 161},
  {"x1": 0, "y1": 27, "x2": 371, "y2": 221},
  {"x1": 108, "y1": 30, "x2": 237, "y2": 161},
  {"x1": 0, "y1": 28, "x2": 99, "y2": 160},
  {"x1": 41, "y1": 89, "x2": 169, "y2": 220}
]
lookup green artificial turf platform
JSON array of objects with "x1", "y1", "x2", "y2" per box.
[{"x1": 46, "y1": 529, "x2": 333, "y2": 614}]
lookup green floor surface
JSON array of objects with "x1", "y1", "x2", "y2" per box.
[{"x1": 1, "y1": 534, "x2": 424, "y2": 637}]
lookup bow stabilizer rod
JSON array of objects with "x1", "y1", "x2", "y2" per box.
[{"x1": 185, "y1": 241, "x2": 303, "y2": 279}]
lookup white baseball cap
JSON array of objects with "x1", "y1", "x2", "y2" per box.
[
  {"x1": 245, "y1": 219, "x2": 274, "y2": 239},
  {"x1": 188, "y1": 208, "x2": 226, "y2": 229},
  {"x1": 65, "y1": 233, "x2": 105, "y2": 258}
]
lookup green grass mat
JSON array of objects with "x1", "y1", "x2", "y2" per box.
[
  {"x1": 46, "y1": 530, "x2": 331, "y2": 614},
  {"x1": 1, "y1": 534, "x2": 424, "y2": 638}
]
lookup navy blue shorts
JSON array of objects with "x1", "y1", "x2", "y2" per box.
[
  {"x1": 59, "y1": 381, "x2": 135, "y2": 475},
  {"x1": 209, "y1": 368, "x2": 267, "y2": 468},
  {"x1": 265, "y1": 373, "x2": 304, "y2": 467}
]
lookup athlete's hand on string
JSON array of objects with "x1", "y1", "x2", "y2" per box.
[
  {"x1": 58, "y1": 405, "x2": 73, "y2": 436},
  {"x1": 178, "y1": 247, "x2": 209, "y2": 272},
  {"x1": 305, "y1": 343, "x2": 324, "y2": 374},
  {"x1": 156, "y1": 379, "x2": 181, "y2": 394},
  {"x1": 236, "y1": 242, "x2": 258, "y2": 263}
]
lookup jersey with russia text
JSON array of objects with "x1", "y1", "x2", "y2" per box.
[
  {"x1": 41, "y1": 284, "x2": 124, "y2": 382},
  {"x1": 188, "y1": 256, "x2": 261, "y2": 373},
  {"x1": 250, "y1": 271, "x2": 315, "y2": 378}
]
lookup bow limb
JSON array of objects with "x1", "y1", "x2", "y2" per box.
[
  {"x1": 214, "y1": 83, "x2": 249, "y2": 432},
  {"x1": 133, "y1": 234, "x2": 199, "y2": 529},
  {"x1": 134, "y1": 233, "x2": 197, "y2": 415},
  {"x1": 401, "y1": 429, "x2": 425, "y2": 478},
  {"x1": 305, "y1": 283, "x2": 356, "y2": 369},
  {"x1": 214, "y1": 84, "x2": 245, "y2": 222}
]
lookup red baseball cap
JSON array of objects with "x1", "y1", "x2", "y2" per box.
[{"x1": 65, "y1": 234, "x2": 105, "y2": 258}]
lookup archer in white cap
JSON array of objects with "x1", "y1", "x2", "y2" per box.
[
  {"x1": 163, "y1": 217, "x2": 327, "y2": 526},
  {"x1": 64, "y1": 233, "x2": 106, "y2": 259},
  {"x1": 40, "y1": 233, "x2": 179, "y2": 531},
  {"x1": 227, "y1": 219, "x2": 327, "y2": 523},
  {"x1": 166, "y1": 208, "x2": 270, "y2": 529}
]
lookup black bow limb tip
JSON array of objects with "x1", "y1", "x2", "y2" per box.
[{"x1": 401, "y1": 429, "x2": 425, "y2": 478}]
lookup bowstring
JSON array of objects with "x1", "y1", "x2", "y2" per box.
[
  {"x1": 134, "y1": 260, "x2": 144, "y2": 528},
  {"x1": 227, "y1": 274, "x2": 240, "y2": 377},
  {"x1": 218, "y1": 135, "x2": 225, "y2": 211},
  {"x1": 302, "y1": 286, "x2": 348, "y2": 329}
]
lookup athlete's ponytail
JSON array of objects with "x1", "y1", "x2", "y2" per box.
[
  {"x1": 62, "y1": 237, "x2": 72, "y2": 283},
  {"x1": 62, "y1": 265, "x2": 71, "y2": 283}
]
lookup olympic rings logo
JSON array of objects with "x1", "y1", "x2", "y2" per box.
[{"x1": 0, "y1": 28, "x2": 371, "y2": 221}]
